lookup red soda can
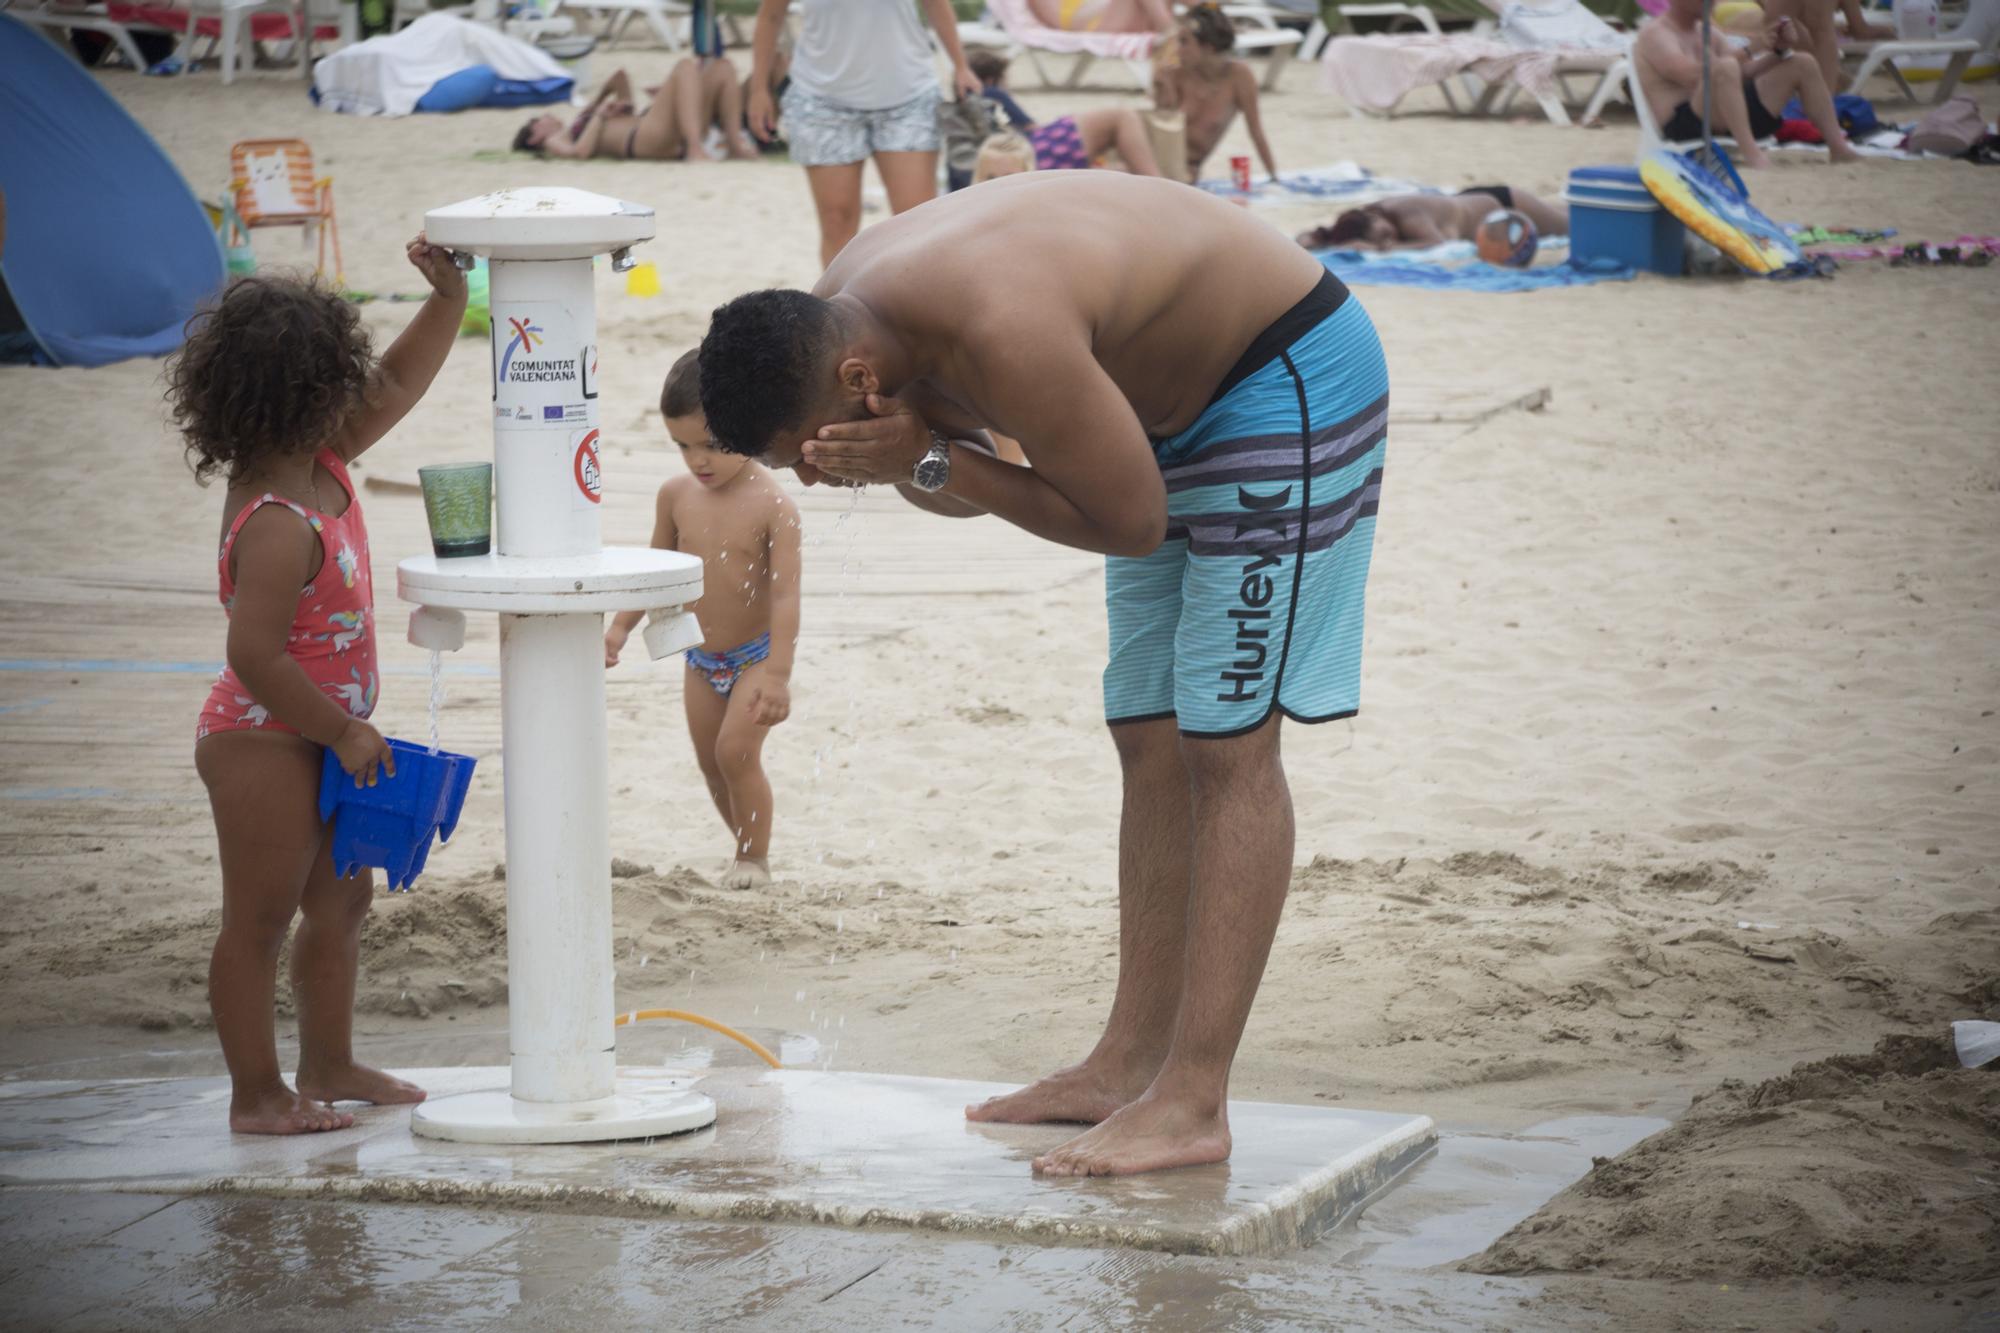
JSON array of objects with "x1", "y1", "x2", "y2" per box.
[{"x1": 1230, "y1": 155, "x2": 1251, "y2": 193}]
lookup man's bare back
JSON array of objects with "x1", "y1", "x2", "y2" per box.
[{"x1": 814, "y1": 172, "x2": 1321, "y2": 448}]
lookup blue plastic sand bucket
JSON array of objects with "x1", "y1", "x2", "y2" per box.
[{"x1": 316, "y1": 738, "x2": 477, "y2": 891}]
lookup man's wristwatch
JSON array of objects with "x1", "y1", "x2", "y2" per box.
[{"x1": 912, "y1": 431, "x2": 952, "y2": 493}]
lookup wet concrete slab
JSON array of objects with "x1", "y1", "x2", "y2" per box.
[{"x1": 0, "y1": 1066, "x2": 1434, "y2": 1257}]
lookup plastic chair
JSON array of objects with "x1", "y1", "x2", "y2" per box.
[{"x1": 229, "y1": 138, "x2": 342, "y2": 284}]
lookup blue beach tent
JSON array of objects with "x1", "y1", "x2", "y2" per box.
[{"x1": 0, "y1": 13, "x2": 225, "y2": 367}]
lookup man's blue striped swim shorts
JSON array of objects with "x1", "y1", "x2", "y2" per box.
[{"x1": 1104, "y1": 271, "x2": 1387, "y2": 739}]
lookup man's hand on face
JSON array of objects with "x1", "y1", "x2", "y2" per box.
[{"x1": 800, "y1": 394, "x2": 932, "y2": 487}]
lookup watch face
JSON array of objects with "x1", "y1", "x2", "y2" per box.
[{"x1": 915, "y1": 455, "x2": 949, "y2": 491}]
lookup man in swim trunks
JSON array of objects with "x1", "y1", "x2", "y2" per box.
[
  {"x1": 1634, "y1": 0, "x2": 1862, "y2": 168},
  {"x1": 696, "y1": 172, "x2": 1388, "y2": 1177},
  {"x1": 1297, "y1": 187, "x2": 1570, "y2": 251}
]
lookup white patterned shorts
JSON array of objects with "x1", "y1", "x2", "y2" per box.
[{"x1": 780, "y1": 83, "x2": 941, "y2": 167}]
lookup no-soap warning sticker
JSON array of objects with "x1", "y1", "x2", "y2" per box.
[{"x1": 572, "y1": 428, "x2": 602, "y2": 506}]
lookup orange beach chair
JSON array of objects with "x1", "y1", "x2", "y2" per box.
[{"x1": 228, "y1": 138, "x2": 342, "y2": 285}]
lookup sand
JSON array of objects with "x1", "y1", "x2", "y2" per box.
[
  {"x1": 1467, "y1": 1034, "x2": 2000, "y2": 1284},
  {"x1": 1, "y1": 38, "x2": 1997, "y2": 1323}
]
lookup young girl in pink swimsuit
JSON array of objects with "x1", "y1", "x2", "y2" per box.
[{"x1": 171, "y1": 239, "x2": 466, "y2": 1136}]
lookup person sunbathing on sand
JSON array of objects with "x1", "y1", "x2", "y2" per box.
[
  {"x1": 513, "y1": 62, "x2": 757, "y2": 162},
  {"x1": 1298, "y1": 187, "x2": 1570, "y2": 251},
  {"x1": 696, "y1": 172, "x2": 1389, "y2": 1178},
  {"x1": 1635, "y1": 0, "x2": 1863, "y2": 167},
  {"x1": 1153, "y1": 6, "x2": 1278, "y2": 183}
]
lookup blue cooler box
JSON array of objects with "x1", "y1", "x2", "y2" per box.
[{"x1": 1566, "y1": 165, "x2": 1685, "y2": 276}]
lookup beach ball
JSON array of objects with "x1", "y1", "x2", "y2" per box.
[{"x1": 1476, "y1": 209, "x2": 1538, "y2": 268}]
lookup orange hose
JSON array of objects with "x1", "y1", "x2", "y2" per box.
[{"x1": 613, "y1": 1007, "x2": 781, "y2": 1069}]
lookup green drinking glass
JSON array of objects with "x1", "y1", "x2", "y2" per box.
[{"x1": 418, "y1": 463, "x2": 493, "y2": 559}]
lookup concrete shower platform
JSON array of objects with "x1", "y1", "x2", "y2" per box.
[{"x1": 0, "y1": 1067, "x2": 1434, "y2": 1257}]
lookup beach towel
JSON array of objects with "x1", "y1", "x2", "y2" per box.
[
  {"x1": 1310, "y1": 247, "x2": 1635, "y2": 292},
  {"x1": 1194, "y1": 162, "x2": 1442, "y2": 205},
  {"x1": 312, "y1": 13, "x2": 571, "y2": 117}
]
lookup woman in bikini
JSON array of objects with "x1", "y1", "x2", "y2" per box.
[{"x1": 513, "y1": 62, "x2": 758, "y2": 162}]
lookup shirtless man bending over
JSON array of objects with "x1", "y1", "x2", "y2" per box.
[
  {"x1": 697, "y1": 173, "x2": 1389, "y2": 1177},
  {"x1": 1634, "y1": 0, "x2": 1861, "y2": 168},
  {"x1": 1155, "y1": 7, "x2": 1278, "y2": 183},
  {"x1": 1298, "y1": 187, "x2": 1570, "y2": 251}
]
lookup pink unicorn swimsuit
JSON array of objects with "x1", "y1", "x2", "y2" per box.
[{"x1": 196, "y1": 449, "x2": 378, "y2": 742}]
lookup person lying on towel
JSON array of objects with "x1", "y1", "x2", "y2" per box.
[
  {"x1": 1296, "y1": 188, "x2": 1569, "y2": 251},
  {"x1": 513, "y1": 63, "x2": 758, "y2": 162}
]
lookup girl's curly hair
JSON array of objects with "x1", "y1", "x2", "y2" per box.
[{"x1": 167, "y1": 275, "x2": 375, "y2": 484}]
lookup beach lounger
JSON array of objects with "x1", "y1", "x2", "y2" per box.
[
  {"x1": 9, "y1": 0, "x2": 176, "y2": 70},
  {"x1": 1843, "y1": 34, "x2": 1984, "y2": 103},
  {"x1": 976, "y1": 0, "x2": 1300, "y2": 91},
  {"x1": 549, "y1": 0, "x2": 689, "y2": 51},
  {"x1": 1320, "y1": 0, "x2": 1629, "y2": 124},
  {"x1": 98, "y1": 0, "x2": 344, "y2": 82},
  {"x1": 976, "y1": 0, "x2": 1162, "y2": 90},
  {"x1": 230, "y1": 138, "x2": 343, "y2": 282}
]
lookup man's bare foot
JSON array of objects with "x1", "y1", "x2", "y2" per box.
[
  {"x1": 230, "y1": 1087, "x2": 356, "y2": 1135},
  {"x1": 1032, "y1": 1089, "x2": 1231, "y2": 1177},
  {"x1": 965, "y1": 1055, "x2": 1156, "y2": 1125},
  {"x1": 722, "y1": 857, "x2": 770, "y2": 890},
  {"x1": 296, "y1": 1062, "x2": 427, "y2": 1107}
]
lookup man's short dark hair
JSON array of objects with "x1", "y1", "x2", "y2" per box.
[
  {"x1": 1327, "y1": 207, "x2": 1381, "y2": 245},
  {"x1": 968, "y1": 49, "x2": 1009, "y2": 84},
  {"x1": 660, "y1": 348, "x2": 701, "y2": 419},
  {"x1": 699, "y1": 289, "x2": 841, "y2": 456}
]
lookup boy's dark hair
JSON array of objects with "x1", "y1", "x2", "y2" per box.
[
  {"x1": 1185, "y1": 4, "x2": 1235, "y2": 51},
  {"x1": 1327, "y1": 207, "x2": 1382, "y2": 245},
  {"x1": 968, "y1": 49, "x2": 1009, "y2": 85},
  {"x1": 698, "y1": 289, "x2": 840, "y2": 456},
  {"x1": 167, "y1": 274, "x2": 374, "y2": 484},
  {"x1": 512, "y1": 119, "x2": 542, "y2": 154},
  {"x1": 661, "y1": 348, "x2": 702, "y2": 418}
]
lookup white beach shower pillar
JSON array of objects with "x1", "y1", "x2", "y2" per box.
[{"x1": 401, "y1": 188, "x2": 710, "y2": 1144}]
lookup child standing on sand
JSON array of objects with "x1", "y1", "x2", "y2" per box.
[
  {"x1": 172, "y1": 240, "x2": 466, "y2": 1135},
  {"x1": 606, "y1": 350, "x2": 801, "y2": 890}
]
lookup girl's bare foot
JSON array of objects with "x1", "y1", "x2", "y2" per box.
[
  {"x1": 230, "y1": 1087, "x2": 356, "y2": 1135},
  {"x1": 1031, "y1": 1089, "x2": 1231, "y2": 1177},
  {"x1": 722, "y1": 857, "x2": 770, "y2": 890},
  {"x1": 965, "y1": 1053, "x2": 1158, "y2": 1125},
  {"x1": 295, "y1": 1062, "x2": 427, "y2": 1107},
  {"x1": 1830, "y1": 141, "x2": 1865, "y2": 164},
  {"x1": 727, "y1": 135, "x2": 761, "y2": 161},
  {"x1": 1741, "y1": 147, "x2": 1775, "y2": 170}
]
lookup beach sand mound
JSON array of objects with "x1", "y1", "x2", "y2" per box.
[{"x1": 1463, "y1": 1034, "x2": 2000, "y2": 1285}]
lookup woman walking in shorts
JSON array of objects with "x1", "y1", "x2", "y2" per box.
[{"x1": 748, "y1": 0, "x2": 981, "y2": 267}]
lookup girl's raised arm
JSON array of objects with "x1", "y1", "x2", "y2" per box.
[{"x1": 332, "y1": 234, "x2": 468, "y2": 462}]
